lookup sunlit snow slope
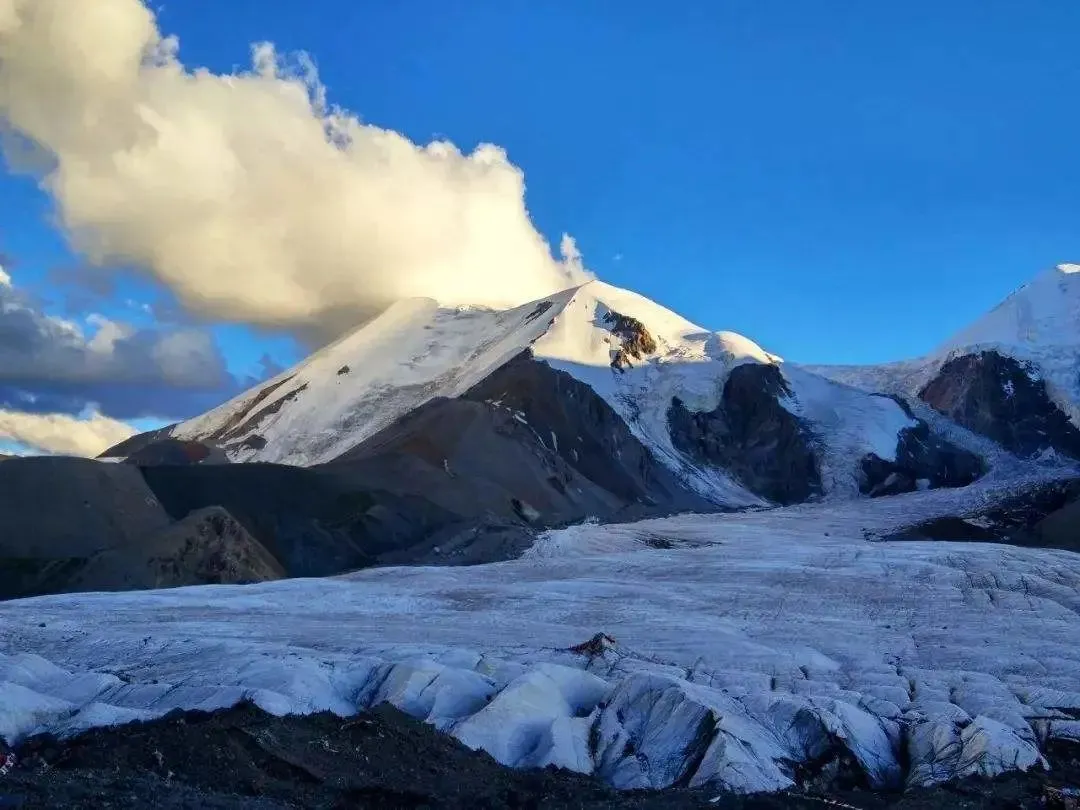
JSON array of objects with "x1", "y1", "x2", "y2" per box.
[
  {"x1": 943, "y1": 263, "x2": 1080, "y2": 357},
  {"x1": 170, "y1": 280, "x2": 925, "y2": 503},
  {"x1": 174, "y1": 287, "x2": 582, "y2": 466}
]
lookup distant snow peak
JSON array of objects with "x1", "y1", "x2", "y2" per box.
[{"x1": 935, "y1": 261, "x2": 1080, "y2": 359}]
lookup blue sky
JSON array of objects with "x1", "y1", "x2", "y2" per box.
[{"x1": 1, "y1": 0, "x2": 1079, "y2": 441}]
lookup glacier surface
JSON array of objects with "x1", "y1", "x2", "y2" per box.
[{"x1": 1, "y1": 471, "x2": 1079, "y2": 793}]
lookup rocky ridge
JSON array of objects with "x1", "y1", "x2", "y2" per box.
[{"x1": 106, "y1": 280, "x2": 1003, "y2": 513}]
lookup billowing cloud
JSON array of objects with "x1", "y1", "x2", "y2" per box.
[
  {"x1": 0, "y1": 0, "x2": 591, "y2": 343},
  {"x1": 0, "y1": 408, "x2": 135, "y2": 456},
  {"x1": 0, "y1": 273, "x2": 237, "y2": 419}
]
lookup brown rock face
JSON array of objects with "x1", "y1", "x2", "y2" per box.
[
  {"x1": 919, "y1": 350, "x2": 1080, "y2": 458},
  {"x1": 0, "y1": 455, "x2": 285, "y2": 599},
  {"x1": 63, "y1": 506, "x2": 284, "y2": 594},
  {"x1": 141, "y1": 507, "x2": 285, "y2": 587},
  {"x1": 603, "y1": 310, "x2": 658, "y2": 370}
]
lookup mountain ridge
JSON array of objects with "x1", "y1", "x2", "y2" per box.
[
  {"x1": 107, "y1": 277, "x2": 1001, "y2": 507},
  {"x1": 7, "y1": 266, "x2": 1079, "y2": 602}
]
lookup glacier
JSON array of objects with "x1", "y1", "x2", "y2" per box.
[{"x1": 1, "y1": 468, "x2": 1078, "y2": 795}]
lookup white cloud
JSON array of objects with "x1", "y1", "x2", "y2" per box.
[
  {"x1": 0, "y1": 0, "x2": 592, "y2": 343},
  {"x1": 0, "y1": 408, "x2": 136, "y2": 456},
  {"x1": 0, "y1": 263, "x2": 10, "y2": 286}
]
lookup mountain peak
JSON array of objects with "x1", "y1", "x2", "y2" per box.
[
  {"x1": 939, "y1": 264, "x2": 1080, "y2": 355},
  {"x1": 166, "y1": 280, "x2": 787, "y2": 483}
]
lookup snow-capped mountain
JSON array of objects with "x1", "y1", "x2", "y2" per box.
[
  {"x1": 811, "y1": 263, "x2": 1080, "y2": 460},
  {"x1": 167, "y1": 279, "x2": 784, "y2": 475},
  {"x1": 9, "y1": 270, "x2": 1080, "y2": 799},
  {"x1": 942, "y1": 262, "x2": 1080, "y2": 357},
  {"x1": 109, "y1": 280, "x2": 985, "y2": 510}
]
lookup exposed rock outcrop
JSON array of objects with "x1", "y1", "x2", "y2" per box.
[
  {"x1": 334, "y1": 392, "x2": 627, "y2": 525},
  {"x1": 859, "y1": 410, "x2": 985, "y2": 498},
  {"x1": 141, "y1": 398, "x2": 688, "y2": 577},
  {"x1": 918, "y1": 350, "x2": 1080, "y2": 458},
  {"x1": 0, "y1": 457, "x2": 284, "y2": 599},
  {"x1": 882, "y1": 477, "x2": 1080, "y2": 552},
  {"x1": 140, "y1": 507, "x2": 282, "y2": 586},
  {"x1": 1016, "y1": 494, "x2": 1080, "y2": 552},
  {"x1": 98, "y1": 377, "x2": 313, "y2": 461},
  {"x1": 0, "y1": 457, "x2": 172, "y2": 560},
  {"x1": 887, "y1": 516, "x2": 1003, "y2": 543},
  {"x1": 460, "y1": 351, "x2": 711, "y2": 513},
  {"x1": 667, "y1": 363, "x2": 821, "y2": 505},
  {"x1": 66, "y1": 507, "x2": 284, "y2": 593},
  {"x1": 997, "y1": 477, "x2": 1080, "y2": 552},
  {"x1": 1, "y1": 349, "x2": 725, "y2": 600},
  {"x1": 229, "y1": 434, "x2": 267, "y2": 452},
  {"x1": 0, "y1": 701, "x2": 724, "y2": 809},
  {"x1": 5, "y1": 699, "x2": 1077, "y2": 808},
  {"x1": 602, "y1": 309, "x2": 658, "y2": 370},
  {"x1": 137, "y1": 462, "x2": 445, "y2": 578}
]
